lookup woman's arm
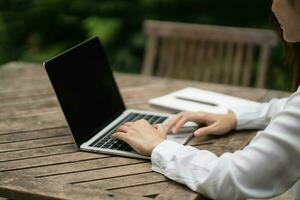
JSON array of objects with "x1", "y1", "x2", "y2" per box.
[
  {"x1": 165, "y1": 97, "x2": 288, "y2": 138},
  {"x1": 230, "y1": 97, "x2": 287, "y2": 130},
  {"x1": 151, "y1": 90, "x2": 300, "y2": 200}
]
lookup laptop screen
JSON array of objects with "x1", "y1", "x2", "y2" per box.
[{"x1": 44, "y1": 37, "x2": 126, "y2": 146}]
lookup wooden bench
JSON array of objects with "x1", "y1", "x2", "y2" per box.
[{"x1": 142, "y1": 20, "x2": 278, "y2": 88}]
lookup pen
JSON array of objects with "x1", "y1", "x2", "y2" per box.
[{"x1": 175, "y1": 96, "x2": 218, "y2": 107}]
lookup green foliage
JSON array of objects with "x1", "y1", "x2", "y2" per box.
[
  {"x1": 84, "y1": 17, "x2": 121, "y2": 46},
  {"x1": 0, "y1": 0, "x2": 291, "y2": 90}
]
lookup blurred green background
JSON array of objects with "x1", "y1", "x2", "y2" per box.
[{"x1": 0, "y1": 0, "x2": 292, "y2": 90}]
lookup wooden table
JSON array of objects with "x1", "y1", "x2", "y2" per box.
[{"x1": 0, "y1": 62, "x2": 290, "y2": 200}]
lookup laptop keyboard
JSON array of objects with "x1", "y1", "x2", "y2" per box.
[{"x1": 88, "y1": 113, "x2": 168, "y2": 152}]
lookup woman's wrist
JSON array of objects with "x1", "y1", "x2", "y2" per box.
[
  {"x1": 228, "y1": 111, "x2": 238, "y2": 130},
  {"x1": 150, "y1": 138, "x2": 166, "y2": 155}
]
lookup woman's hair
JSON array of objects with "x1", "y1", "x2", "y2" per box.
[
  {"x1": 289, "y1": 0, "x2": 295, "y2": 4},
  {"x1": 270, "y1": 0, "x2": 300, "y2": 89}
]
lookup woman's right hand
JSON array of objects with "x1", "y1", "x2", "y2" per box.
[{"x1": 165, "y1": 111, "x2": 237, "y2": 137}]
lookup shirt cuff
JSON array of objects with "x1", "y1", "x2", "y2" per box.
[
  {"x1": 151, "y1": 140, "x2": 184, "y2": 173},
  {"x1": 229, "y1": 103, "x2": 266, "y2": 130},
  {"x1": 229, "y1": 106, "x2": 250, "y2": 130}
]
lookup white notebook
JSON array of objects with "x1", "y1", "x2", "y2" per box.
[{"x1": 149, "y1": 87, "x2": 259, "y2": 114}]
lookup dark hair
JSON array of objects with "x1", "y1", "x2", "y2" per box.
[
  {"x1": 286, "y1": 43, "x2": 300, "y2": 90},
  {"x1": 289, "y1": 0, "x2": 296, "y2": 4},
  {"x1": 270, "y1": 0, "x2": 300, "y2": 90}
]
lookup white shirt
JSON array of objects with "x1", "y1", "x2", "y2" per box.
[{"x1": 151, "y1": 86, "x2": 300, "y2": 200}]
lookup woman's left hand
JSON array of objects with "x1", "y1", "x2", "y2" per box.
[{"x1": 111, "y1": 119, "x2": 167, "y2": 156}]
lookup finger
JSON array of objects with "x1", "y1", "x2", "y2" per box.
[
  {"x1": 193, "y1": 124, "x2": 219, "y2": 137},
  {"x1": 154, "y1": 123, "x2": 166, "y2": 131},
  {"x1": 111, "y1": 131, "x2": 130, "y2": 143},
  {"x1": 165, "y1": 114, "x2": 184, "y2": 131},
  {"x1": 136, "y1": 119, "x2": 149, "y2": 124},
  {"x1": 116, "y1": 125, "x2": 130, "y2": 133},
  {"x1": 153, "y1": 124, "x2": 160, "y2": 129},
  {"x1": 112, "y1": 132, "x2": 143, "y2": 155},
  {"x1": 184, "y1": 112, "x2": 208, "y2": 123},
  {"x1": 165, "y1": 112, "x2": 185, "y2": 126},
  {"x1": 136, "y1": 119, "x2": 153, "y2": 128},
  {"x1": 123, "y1": 122, "x2": 133, "y2": 126},
  {"x1": 172, "y1": 115, "x2": 190, "y2": 134},
  {"x1": 141, "y1": 119, "x2": 151, "y2": 124}
]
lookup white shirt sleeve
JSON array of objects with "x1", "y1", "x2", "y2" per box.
[
  {"x1": 229, "y1": 97, "x2": 288, "y2": 130},
  {"x1": 151, "y1": 88, "x2": 300, "y2": 200}
]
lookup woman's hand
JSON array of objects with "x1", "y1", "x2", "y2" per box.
[
  {"x1": 111, "y1": 119, "x2": 167, "y2": 156},
  {"x1": 165, "y1": 111, "x2": 237, "y2": 137}
]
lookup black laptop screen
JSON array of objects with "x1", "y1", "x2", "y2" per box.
[{"x1": 44, "y1": 37, "x2": 126, "y2": 146}]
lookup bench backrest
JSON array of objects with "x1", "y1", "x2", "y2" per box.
[{"x1": 142, "y1": 20, "x2": 278, "y2": 88}]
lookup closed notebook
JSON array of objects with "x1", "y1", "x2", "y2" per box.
[{"x1": 149, "y1": 87, "x2": 259, "y2": 114}]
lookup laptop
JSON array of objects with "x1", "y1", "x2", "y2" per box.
[{"x1": 43, "y1": 37, "x2": 196, "y2": 159}]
